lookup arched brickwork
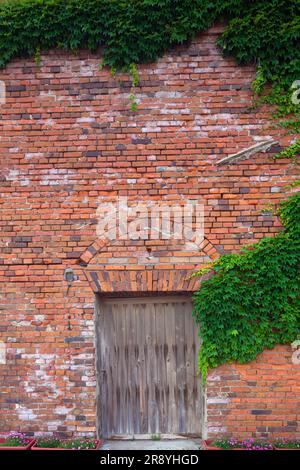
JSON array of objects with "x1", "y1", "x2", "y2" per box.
[{"x1": 79, "y1": 236, "x2": 219, "y2": 293}]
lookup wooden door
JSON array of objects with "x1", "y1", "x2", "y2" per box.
[{"x1": 96, "y1": 296, "x2": 202, "y2": 438}]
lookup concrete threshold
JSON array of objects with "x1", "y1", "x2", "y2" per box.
[{"x1": 101, "y1": 437, "x2": 202, "y2": 450}]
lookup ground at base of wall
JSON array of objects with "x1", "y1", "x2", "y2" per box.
[{"x1": 100, "y1": 439, "x2": 202, "y2": 450}]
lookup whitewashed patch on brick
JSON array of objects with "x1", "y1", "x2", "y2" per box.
[
  {"x1": 0, "y1": 80, "x2": 6, "y2": 105},
  {"x1": 0, "y1": 342, "x2": 6, "y2": 364}
]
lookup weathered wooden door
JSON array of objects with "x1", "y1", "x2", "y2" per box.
[{"x1": 96, "y1": 296, "x2": 202, "y2": 438}]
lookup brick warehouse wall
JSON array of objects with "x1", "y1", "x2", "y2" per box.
[
  {"x1": 206, "y1": 346, "x2": 300, "y2": 439},
  {"x1": 0, "y1": 25, "x2": 299, "y2": 438}
]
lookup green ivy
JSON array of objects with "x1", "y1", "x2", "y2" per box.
[
  {"x1": 193, "y1": 192, "x2": 300, "y2": 381},
  {"x1": 274, "y1": 140, "x2": 300, "y2": 161},
  {"x1": 0, "y1": 1, "x2": 298, "y2": 77},
  {"x1": 35, "y1": 437, "x2": 97, "y2": 449},
  {"x1": 252, "y1": 82, "x2": 300, "y2": 138},
  {"x1": 217, "y1": 0, "x2": 300, "y2": 139},
  {"x1": 0, "y1": 1, "x2": 299, "y2": 125}
]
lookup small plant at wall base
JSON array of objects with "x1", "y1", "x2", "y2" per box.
[
  {"x1": 205, "y1": 438, "x2": 273, "y2": 450},
  {"x1": 0, "y1": 432, "x2": 35, "y2": 449},
  {"x1": 273, "y1": 438, "x2": 300, "y2": 450},
  {"x1": 0, "y1": 432, "x2": 29, "y2": 447},
  {"x1": 33, "y1": 437, "x2": 100, "y2": 450},
  {"x1": 151, "y1": 434, "x2": 161, "y2": 441},
  {"x1": 193, "y1": 192, "x2": 300, "y2": 381}
]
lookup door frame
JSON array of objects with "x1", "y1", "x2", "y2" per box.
[{"x1": 95, "y1": 293, "x2": 204, "y2": 439}]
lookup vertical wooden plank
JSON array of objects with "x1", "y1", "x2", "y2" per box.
[
  {"x1": 119, "y1": 302, "x2": 128, "y2": 434},
  {"x1": 155, "y1": 300, "x2": 166, "y2": 433},
  {"x1": 165, "y1": 299, "x2": 177, "y2": 434},
  {"x1": 151, "y1": 301, "x2": 159, "y2": 433},
  {"x1": 123, "y1": 302, "x2": 130, "y2": 435},
  {"x1": 144, "y1": 301, "x2": 151, "y2": 434},
  {"x1": 182, "y1": 299, "x2": 195, "y2": 434},
  {"x1": 102, "y1": 302, "x2": 110, "y2": 438},
  {"x1": 193, "y1": 303, "x2": 202, "y2": 432},
  {"x1": 109, "y1": 302, "x2": 119, "y2": 436},
  {"x1": 112, "y1": 302, "x2": 121, "y2": 434},
  {"x1": 136, "y1": 301, "x2": 147, "y2": 433},
  {"x1": 144, "y1": 301, "x2": 157, "y2": 434},
  {"x1": 104, "y1": 301, "x2": 111, "y2": 438},
  {"x1": 107, "y1": 307, "x2": 113, "y2": 437},
  {"x1": 95, "y1": 299, "x2": 105, "y2": 438},
  {"x1": 127, "y1": 300, "x2": 140, "y2": 435},
  {"x1": 174, "y1": 299, "x2": 186, "y2": 433},
  {"x1": 127, "y1": 302, "x2": 135, "y2": 434},
  {"x1": 184, "y1": 299, "x2": 193, "y2": 434},
  {"x1": 132, "y1": 302, "x2": 141, "y2": 434},
  {"x1": 98, "y1": 300, "x2": 112, "y2": 438}
]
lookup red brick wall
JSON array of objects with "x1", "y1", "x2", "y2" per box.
[
  {"x1": 0, "y1": 26, "x2": 299, "y2": 438},
  {"x1": 206, "y1": 346, "x2": 300, "y2": 439}
]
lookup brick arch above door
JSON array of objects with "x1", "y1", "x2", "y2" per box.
[
  {"x1": 78, "y1": 236, "x2": 220, "y2": 294},
  {"x1": 84, "y1": 267, "x2": 200, "y2": 294}
]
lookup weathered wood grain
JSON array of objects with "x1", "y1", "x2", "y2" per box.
[{"x1": 96, "y1": 296, "x2": 202, "y2": 438}]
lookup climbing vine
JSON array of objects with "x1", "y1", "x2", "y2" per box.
[
  {"x1": 0, "y1": 1, "x2": 299, "y2": 119},
  {"x1": 0, "y1": 1, "x2": 298, "y2": 75},
  {"x1": 275, "y1": 140, "x2": 300, "y2": 161},
  {"x1": 192, "y1": 193, "x2": 300, "y2": 381}
]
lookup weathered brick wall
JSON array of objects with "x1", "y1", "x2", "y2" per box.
[
  {"x1": 206, "y1": 346, "x2": 300, "y2": 439},
  {"x1": 0, "y1": 25, "x2": 299, "y2": 438}
]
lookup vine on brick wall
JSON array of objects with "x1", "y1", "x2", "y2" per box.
[
  {"x1": 0, "y1": 0, "x2": 299, "y2": 132},
  {"x1": 275, "y1": 140, "x2": 300, "y2": 162},
  {"x1": 192, "y1": 193, "x2": 300, "y2": 381}
]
